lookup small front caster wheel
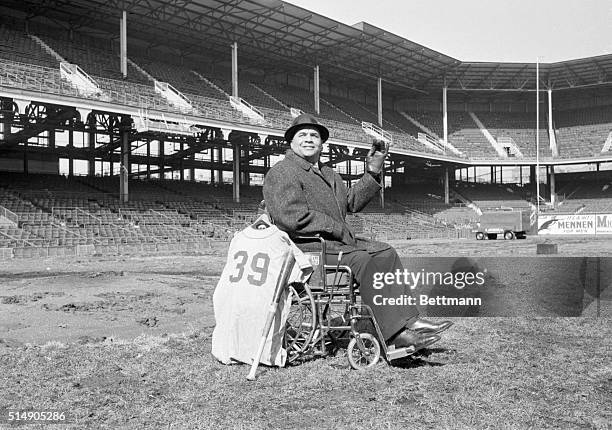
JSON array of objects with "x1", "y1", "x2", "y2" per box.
[{"x1": 347, "y1": 333, "x2": 381, "y2": 370}]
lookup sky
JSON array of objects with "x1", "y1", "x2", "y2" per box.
[{"x1": 287, "y1": 0, "x2": 612, "y2": 63}]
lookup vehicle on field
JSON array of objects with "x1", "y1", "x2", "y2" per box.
[{"x1": 473, "y1": 210, "x2": 532, "y2": 240}]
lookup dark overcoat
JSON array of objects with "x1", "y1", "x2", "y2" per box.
[{"x1": 262, "y1": 149, "x2": 390, "y2": 254}]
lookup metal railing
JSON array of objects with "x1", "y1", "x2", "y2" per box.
[
  {"x1": 229, "y1": 96, "x2": 265, "y2": 122},
  {"x1": 51, "y1": 207, "x2": 103, "y2": 226},
  {"x1": 0, "y1": 205, "x2": 19, "y2": 225},
  {"x1": 60, "y1": 61, "x2": 102, "y2": 96},
  {"x1": 154, "y1": 80, "x2": 193, "y2": 110},
  {"x1": 0, "y1": 228, "x2": 41, "y2": 247}
]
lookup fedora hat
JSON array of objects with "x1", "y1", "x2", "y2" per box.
[{"x1": 284, "y1": 113, "x2": 329, "y2": 143}]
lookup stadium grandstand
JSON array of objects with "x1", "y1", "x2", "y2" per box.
[{"x1": 1, "y1": 0, "x2": 612, "y2": 258}]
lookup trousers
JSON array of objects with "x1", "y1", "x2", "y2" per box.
[{"x1": 326, "y1": 247, "x2": 419, "y2": 341}]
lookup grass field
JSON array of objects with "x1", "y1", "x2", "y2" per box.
[
  {"x1": 1, "y1": 237, "x2": 611, "y2": 429},
  {"x1": 1, "y1": 318, "x2": 610, "y2": 429}
]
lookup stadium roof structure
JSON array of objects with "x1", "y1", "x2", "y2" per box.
[
  {"x1": 2, "y1": 0, "x2": 612, "y2": 96},
  {"x1": 436, "y1": 55, "x2": 612, "y2": 92}
]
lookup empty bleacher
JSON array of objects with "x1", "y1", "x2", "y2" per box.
[
  {"x1": 356, "y1": 211, "x2": 465, "y2": 240},
  {"x1": 476, "y1": 111, "x2": 550, "y2": 158},
  {"x1": 40, "y1": 33, "x2": 149, "y2": 85},
  {"x1": 554, "y1": 105, "x2": 612, "y2": 158},
  {"x1": 135, "y1": 58, "x2": 226, "y2": 100},
  {"x1": 0, "y1": 59, "x2": 83, "y2": 98},
  {"x1": 0, "y1": 25, "x2": 59, "y2": 68},
  {"x1": 354, "y1": 185, "x2": 474, "y2": 239},
  {"x1": 555, "y1": 177, "x2": 612, "y2": 213},
  {"x1": 0, "y1": 170, "x2": 476, "y2": 256},
  {"x1": 0, "y1": 173, "x2": 233, "y2": 256},
  {"x1": 454, "y1": 182, "x2": 531, "y2": 211}
]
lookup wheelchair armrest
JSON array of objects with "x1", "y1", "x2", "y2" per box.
[
  {"x1": 291, "y1": 236, "x2": 356, "y2": 291},
  {"x1": 294, "y1": 235, "x2": 327, "y2": 255}
]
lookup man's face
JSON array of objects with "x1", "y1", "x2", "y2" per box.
[{"x1": 290, "y1": 127, "x2": 323, "y2": 163}]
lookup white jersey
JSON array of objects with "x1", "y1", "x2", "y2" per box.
[{"x1": 211, "y1": 219, "x2": 312, "y2": 367}]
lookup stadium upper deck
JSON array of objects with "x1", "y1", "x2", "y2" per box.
[{"x1": 0, "y1": 0, "x2": 611, "y2": 167}]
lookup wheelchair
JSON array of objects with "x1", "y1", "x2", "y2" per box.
[{"x1": 284, "y1": 235, "x2": 418, "y2": 370}]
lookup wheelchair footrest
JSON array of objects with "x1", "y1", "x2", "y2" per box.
[{"x1": 386, "y1": 344, "x2": 416, "y2": 361}]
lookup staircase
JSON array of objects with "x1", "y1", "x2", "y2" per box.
[
  {"x1": 191, "y1": 71, "x2": 231, "y2": 98},
  {"x1": 450, "y1": 190, "x2": 482, "y2": 216},
  {"x1": 399, "y1": 111, "x2": 441, "y2": 140},
  {"x1": 417, "y1": 133, "x2": 444, "y2": 153},
  {"x1": 29, "y1": 35, "x2": 66, "y2": 62},
  {"x1": 469, "y1": 112, "x2": 508, "y2": 157},
  {"x1": 602, "y1": 131, "x2": 612, "y2": 153},
  {"x1": 250, "y1": 83, "x2": 289, "y2": 109},
  {"x1": 497, "y1": 136, "x2": 524, "y2": 158},
  {"x1": 320, "y1": 98, "x2": 360, "y2": 124},
  {"x1": 127, "y1": 58, "x2": 156, "y2": 83}
]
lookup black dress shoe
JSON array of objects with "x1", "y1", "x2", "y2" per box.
[
  {"x1": 387, "y1": 329, "x2": 440, "y2": 351},
  {"x1": 407, "y1": 318, "x2": 453, "y2": 335}
]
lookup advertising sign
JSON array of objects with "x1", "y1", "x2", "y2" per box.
[
  {"x1": 538, "y1": 214, "x2": 596, "y2": 235},
  {"x1": 595, "y1": 214, "x2": 612, "y2": 234}
]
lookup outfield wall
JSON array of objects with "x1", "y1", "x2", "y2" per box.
[{"x1": 538, "y1": 213, "x2": 612, "y2": 235}]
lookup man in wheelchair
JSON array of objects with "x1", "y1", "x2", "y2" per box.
[{"x1": 262, "y1": 113, "x2": 453, "y2": 354}]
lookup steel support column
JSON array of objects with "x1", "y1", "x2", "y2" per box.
[
  {"x1": 0, "y1": 99, "x2": 12, "y2": 140},
  {"x1": 379, "y1": 168, "x2": 385, "y2": 209},
  {"x1": 241, "y1": 147, "x2": 249, "y2": 186},
  {"x1": 146, "y1": 139, "x2": 151, "y2": 179},
  {"x1": 233, "y1": 142, "x2": 240, "y2": 203},
  {"x1": 550, "y1": 165, "x2": 556, "y2": 208},
  {"x1": 120, "y1": 11, "x2": 127, "y2": 78},
  {"x1": 314, "y1": 65, "x2": 320, "y2": 115},
  {"x1": 190, "y1": 146, "x2": 195, "y2": 182},
  {"x1": 548, "y1": 88, "x2": 554, "y2": 152},
  {"x1": 179, "y1": 141, "x2": 184, "y2": 181},
  {"x1": 68, "y1": 126, "x2": 73, "y2": 176},
  {"x1": 443, "y1": 83, "x2": 448, "y2": 151},
  {"x1": 159, "y1": 138, "x2": 165, "y2": 179},
  {"x1": 119, "y1": 126, "x2": 129, "y2": 203},
  {"x1": 23, "y1": 140, "x2": 28, "y2": 174},
  {"x1": 377, "y1": 77, "x2": 383, "y2": 127},
  {"x1": 108, "y1": 124, "x2": 114, "y2": 176},
  {"x1": 48, "y1": 127, "x2": 55, "y2": 150},
  {"x1": 210, "y1": 147, "x2": 215, "y2": 184},
  {"x1": 444, "y1": 167, "x2": 450, "y2": 205},
  {"x1": 87, "y1": 114, "x2": 95, "y2": 176},
  {"x1": 217, "y1": 147, "x2": 223, "y2": 184},
  {"x1": 231, "y1": 42, "x2": 238, "y2": 98}
]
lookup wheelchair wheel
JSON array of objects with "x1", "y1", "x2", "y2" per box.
[
  {"x1": 347, "y1": 333, "x2": 381, "y2": 370},
  {"x1": 285, "y1": 283, "x2": 317, "y2": 363}
]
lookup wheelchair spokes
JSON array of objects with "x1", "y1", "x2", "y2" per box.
[
  {"x1": 286, "y1": 283, "x2": 316, "y2": 363},
  {"x1": 282, "y1": 257, "x2": 418, "y2": 369},
  {"x1": 347, "y1": 333, "x2": 381, "y2": 369}
]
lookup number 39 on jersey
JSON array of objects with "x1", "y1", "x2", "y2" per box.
[{"x1": 227, "y1": 251, "x2": 271, "y2": 286}]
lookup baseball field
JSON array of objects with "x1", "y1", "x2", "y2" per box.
[{"x1": 1, "y1": 236, "x2": 611, "y2": 429}]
